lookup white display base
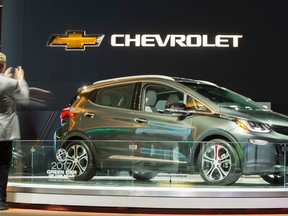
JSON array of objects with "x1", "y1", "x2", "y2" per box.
[{"x1": 7, "y1": 175, "x2": 288, "y2": 209}]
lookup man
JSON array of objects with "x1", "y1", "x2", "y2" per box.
[{"x1": 0, "y1": 52, "x2": 29, "y2": 210}]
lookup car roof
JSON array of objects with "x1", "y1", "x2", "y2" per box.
[{"x1": 79, "y1": 75, "x2": 218, "y2": 92}]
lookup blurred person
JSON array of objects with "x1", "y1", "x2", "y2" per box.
[{"x1": 0, "y1": 52, "x2": 29, "y2": 210}]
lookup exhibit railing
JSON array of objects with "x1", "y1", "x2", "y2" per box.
[{"x1": 8, "y1": 140, "x2": 288, "y2": 188}]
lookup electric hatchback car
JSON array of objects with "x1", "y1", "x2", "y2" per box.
[{"x1": 54, "y1": 75, "x2": 288, "y2": 185}]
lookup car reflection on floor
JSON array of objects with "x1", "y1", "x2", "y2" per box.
[{"x1": 8, "y1": 172, "x2": 278, "y2": 188}]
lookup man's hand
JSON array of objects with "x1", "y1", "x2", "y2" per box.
[
  {"x1": 14, "y1": 66, "x2": 25, "y2": 80},
  {"x1": 3, "y1": 67, "x2": 14, "y2": 78}
]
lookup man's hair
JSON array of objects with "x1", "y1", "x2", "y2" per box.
[{"x1": 0, "y1": 52, "x2": 7, "y2": 68}]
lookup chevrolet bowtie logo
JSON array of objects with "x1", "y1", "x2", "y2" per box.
[{"x1": 47, "y1": 31, "x2": 105, "y2": 51}]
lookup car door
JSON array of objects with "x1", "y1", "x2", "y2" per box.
[
  {"x1": 131, "y1": 82, "x2": 194, "y2": 173},
  {"x1": 80, "y1": 82, "x2": 137, "y2": 170}
]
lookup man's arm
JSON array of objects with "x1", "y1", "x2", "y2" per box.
[{"x1": 13, "y1": 66, "x2": 29, "y2": 101}]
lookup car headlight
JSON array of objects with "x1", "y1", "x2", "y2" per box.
[{"x1": 236, "y1": 119, "x2": 271, "y2": 133}]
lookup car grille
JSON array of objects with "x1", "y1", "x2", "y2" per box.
[{"x1": 271, "y1": 125, "x2": 288, "y2": 136}]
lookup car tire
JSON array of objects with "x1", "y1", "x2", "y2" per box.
[
  {"x1": 130, "y1": 171, "x2": 158, "y2": 181},
  {"x1": 261, "y1": 173, "x2": 285, "y2": 185},
  {"x1": 65, "y1": 140, "x2": 96, "y2": 181},
  {"x1": 197, "y1": 139, "x2": 242, "y2": 185}
]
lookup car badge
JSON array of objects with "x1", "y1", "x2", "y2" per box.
[{"x1": 47, "y1": 30, "x2": 105, "y2": 51}]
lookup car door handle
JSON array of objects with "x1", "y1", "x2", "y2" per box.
[
  {"x1": 84, "y1": 112, "x2": 95, "y2": 118},
  {"x1": 134, "y1": 118, "x2": 148, "y2": 124}
]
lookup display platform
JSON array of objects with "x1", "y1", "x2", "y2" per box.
[
  {"x1": 7, "y1": 173, "x2": 288, "y2": 209},
  {"x1": 7, "y1": 140, "x2": 288, "y2": 209}
]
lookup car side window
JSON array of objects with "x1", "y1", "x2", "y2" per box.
[
  {"x1": 94, "y1": 83, "x2": 135, "y2": 109},
  {"x1": 141, "y1": 84, "x2": 184, "y2": 113}
]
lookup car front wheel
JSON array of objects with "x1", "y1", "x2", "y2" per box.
[{"x1": 197, "y1": 139, "x2": 242, "y2": 186}]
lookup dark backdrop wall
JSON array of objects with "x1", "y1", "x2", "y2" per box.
[{"x1": 1, "y1": 0, "x2": 288, "y2": 140}]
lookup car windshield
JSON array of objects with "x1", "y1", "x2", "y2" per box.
[{"x1": 181, "y1": 82, "x2": 268, "y2": 111}]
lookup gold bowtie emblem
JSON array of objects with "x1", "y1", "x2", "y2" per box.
[{"x1": 47, "y1": 31, "x2": 105, "y2": 51}]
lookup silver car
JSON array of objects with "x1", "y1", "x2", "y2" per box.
[{"x1": 54, "y1": 75, "x2": 288, "y2": 185}]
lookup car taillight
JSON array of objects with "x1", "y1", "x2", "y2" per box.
[{"x1": 60, "y1": 107, "x2": 77, "y2": 119}]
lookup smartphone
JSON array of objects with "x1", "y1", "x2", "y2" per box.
[{"x1": 11, "y1": 67, "x2": 15, "y2": 74}]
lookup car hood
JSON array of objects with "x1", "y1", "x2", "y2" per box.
[{"x1": 219, "y1": 107, "x2": 288, "y2": 127}]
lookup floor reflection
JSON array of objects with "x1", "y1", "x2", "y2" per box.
[{"x1": 8, "y1": 172, "x2": 284, "y2": 189}]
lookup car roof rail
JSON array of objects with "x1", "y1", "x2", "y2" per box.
[{"x1": 93, "y1": 75, "x2": 175, "y2": 85}]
